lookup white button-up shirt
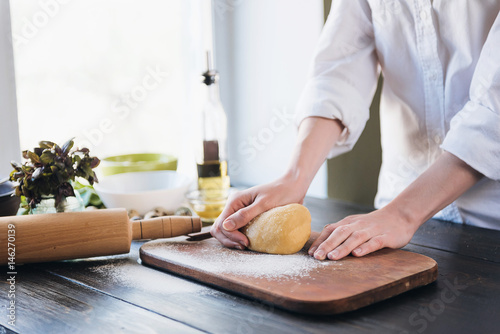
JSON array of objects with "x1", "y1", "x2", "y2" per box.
[{"x1": 295, "y1": 0, "x2": 500, "y2": 229}]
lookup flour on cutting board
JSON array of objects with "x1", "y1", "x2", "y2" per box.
[{"x1": 142, "y1": 240, "x2": 337, "y2": 281}]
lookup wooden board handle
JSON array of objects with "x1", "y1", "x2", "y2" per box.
[{"x1": 132, "y1": 216, "x2": 202, "y2": 240}]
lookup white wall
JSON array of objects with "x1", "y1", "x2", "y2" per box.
[
  {"x1": 213, "y1": 0, "x2": 327, "y2": 197},
  {"x1": 0, "y1": 1, "x2": 21, "y2": 177}
]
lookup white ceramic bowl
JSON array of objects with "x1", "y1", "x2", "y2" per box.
[{"x1": 93, "y1": 170, "x2": 193, "y2": 215}]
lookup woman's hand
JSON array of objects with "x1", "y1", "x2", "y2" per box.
[
  {"x1": 211, "y1": 117, "x2": 345, "y2": 250},
  {"x1": 309, "y1": 151, "x2": 482, "y2": 260},
  {"x1": 210, "y1": 175, "x2": 307, "y2": 250},
  {"x1": 308, "y1": 207, "x2": 419, "y2": 260}
]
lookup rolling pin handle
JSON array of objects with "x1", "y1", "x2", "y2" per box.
[{"x1": 131, "y1": 216, "x2": 202, "y2": 240}]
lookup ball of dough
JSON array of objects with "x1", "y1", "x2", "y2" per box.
[{"x1": 240, "y1": 204, "x2": 311, "y2": 255}]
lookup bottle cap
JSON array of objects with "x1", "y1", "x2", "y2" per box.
[{"x1": 202, "y1": 51, "x2": 218, "y2": 85}]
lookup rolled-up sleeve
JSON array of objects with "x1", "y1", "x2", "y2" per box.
[
  {"x1": 441, "y1": 13, "x2": 500, "y2": 181},
  {"x1": 294, "y1": 0, "x2": 379, "y2": 159}
]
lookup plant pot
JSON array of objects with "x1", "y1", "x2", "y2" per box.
[{"x1": 0, "y1": 181, "x2": 20, "y2": 217}]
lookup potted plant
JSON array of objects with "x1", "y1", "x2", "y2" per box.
[{"x1": 9, "y1": 138, "x2": 100, "y2": 214}]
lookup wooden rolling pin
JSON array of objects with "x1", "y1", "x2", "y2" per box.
[{"x1": 0, "y1": 208, "x2": 201, "y2": 265}]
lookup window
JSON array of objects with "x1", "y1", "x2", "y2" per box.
[
  {"x1": 2, "y1": 0, "x2": 327, "y2": 197},
  {"x1": 8, "y1": 0, "x2": 211, "y2": 178}
]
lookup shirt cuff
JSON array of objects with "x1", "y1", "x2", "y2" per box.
[{"x1": 441, "y1": 101, "x2": 500, "y2": 181}]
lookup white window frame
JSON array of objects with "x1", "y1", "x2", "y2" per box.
[{"x1": 0, "y1": 0, "x2": 21, "y2": 177}]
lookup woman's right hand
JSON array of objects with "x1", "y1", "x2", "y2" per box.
[
  {"x1": 211, "y1": 117, "x2": 345, "y2": 249},
  {"x1": 210, "y1": 175, "x2": 307, "y2": 250}
]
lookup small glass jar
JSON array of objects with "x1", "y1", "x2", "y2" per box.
[
  {"x1": 31, "y1": 192, "x2": 85, "y2": 214},
  {"x1": 185, "y1": 189, "x2": 229, "y2": 225}
]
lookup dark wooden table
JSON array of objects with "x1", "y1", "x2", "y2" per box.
[{"x1": 1, "y1": 197, "x2": 499, "y2": 334}]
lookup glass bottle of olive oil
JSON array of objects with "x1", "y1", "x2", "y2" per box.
[{"x1": 197, "y1": 52, "x2": 230, "y2": 198}]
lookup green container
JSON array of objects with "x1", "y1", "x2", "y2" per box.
[{"x1": 100, "y1": 153, "x2": 178, "y2": 176}]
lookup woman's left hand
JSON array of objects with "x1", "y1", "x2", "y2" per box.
[{"x1": 308, "y1": 207, "x2": 419, "y2": 260}]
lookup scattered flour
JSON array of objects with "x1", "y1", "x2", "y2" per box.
[
  {"x1": 142, "y1": 240, "x2": 333, "y2": 281},
  {"x1": 89, "y1": 260, "x2": 212, "y2": 295}
]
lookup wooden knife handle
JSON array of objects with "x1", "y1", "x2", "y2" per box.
[{"x1": 131, "y1": 216, "x2": 202, "y2": 240}]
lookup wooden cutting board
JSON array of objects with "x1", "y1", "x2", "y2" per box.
[{"x1": 139, "y1": 233, "x2": 437, "y2": 315}]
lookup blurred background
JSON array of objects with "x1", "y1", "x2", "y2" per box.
[{"x1": 0, "y1": 0, "x2": 382, "y2": 206}]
